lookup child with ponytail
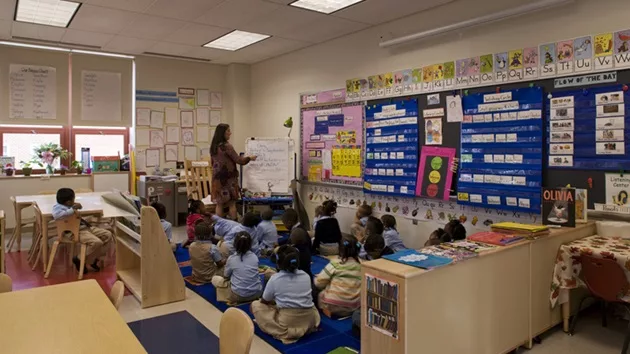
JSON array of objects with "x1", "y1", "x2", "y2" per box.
[
  {"x1": 183, "y1": 199, "x2": 210, "y2": 248},
  {"x1": 251, "y1": 245, "x2": 320, "y2": 344}
]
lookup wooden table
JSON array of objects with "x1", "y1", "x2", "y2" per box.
[
  {"x1": 15, "y1": 192, "x2": 137, "y2": 271},
  {"x1": 0, "y1": 280, "x2": 146, "y2": 354}
]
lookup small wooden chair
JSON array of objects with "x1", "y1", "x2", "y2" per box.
[
  {"x1": 0, "y1": 273, "x2": 12, "y2": 293},
  {"x1": 6, "y1": 196, "x2": 35, "y2": 252},
  {"x1": 220, "y1": 307, "x2": 254, "y2": 354},
  {"x1": 109, "y1": 280, "x2": 125, "y2": 310},
  {"x1": 184, "y1": 158, "x2": 212, "y2": 200},
  {"x1": 44, "y1": 212, "x2": 87, "y2": 280}
]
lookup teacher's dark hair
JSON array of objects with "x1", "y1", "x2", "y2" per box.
[{"x1": 210, "y1": 123, "x2": 230, "y2": 155}]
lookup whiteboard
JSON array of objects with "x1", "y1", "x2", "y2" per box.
[
  {"x1": 244, "y1": 138, "x2": 294, "y2": 194},
  {"x1": 9, "y1": 64, "x2": 57, "y2": 119},
  {"x1": 81, "y1": 70, "x2": 122, "y2": 121}
]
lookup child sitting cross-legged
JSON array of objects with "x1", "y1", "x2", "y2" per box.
[
  {"x1": 189, "y1": 222, "x2": 225, "y2": 284},
  {"x1": 212, "y1": 211, "x2": 262, "y2": 257},
  {"x1": 212, "y1": 231, "x2": 262, "y2": 304},
  {"x1": 359, "y1": 217, "x2": 395, "y2": 260},
  {"x1": 251, "y1": 245, "x2": 320, "y2": 344},
  {"x1": 351, "y1": 204, "x2": 372, "y2": 242},
  {"x1": 314, "y1": 235, "x2": 362, "y2": 318},
  {"x1": 183, "y1": 199, "x2": 211, "y2": 248},
  {"x1": 150, "y1": 202, "x2": 176, "y2": 252},
  {"x1": 257, "y1": 208, "x2": 279, "y2": 256},
  {"x1": 381, "y1": 214, "x2": 407, "y2": 252},
  {"x1": 312, "y1": 200, "x2": 342, "y2": 256}
]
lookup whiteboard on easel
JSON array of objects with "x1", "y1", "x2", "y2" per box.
[{"x1": 244, "y1": 137, "x2": 294, "y2": 194}]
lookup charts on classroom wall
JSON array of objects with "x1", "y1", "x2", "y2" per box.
[
  {"x1": 301, "y1": 103, "x2": 364, "y2": 185},
  {"x1": 364, "y1": 99, "x2": 419, "y2": 197},
  {"x1": 457, "y1": 87, "x2": 544, "y2": 213},
  {"x1": 547, "y1": 84, "x2": 630, "y2": 170},
  {"x1": 345, "y1": 28, "x2": 630, "y2": 101}
]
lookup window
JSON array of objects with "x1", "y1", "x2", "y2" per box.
[
  {"x1": 72, "y1": 127, "x2": 129, "y2": 169},
  {"x1": 1, "y1": 126, "x2": 67, "y2": 169}
]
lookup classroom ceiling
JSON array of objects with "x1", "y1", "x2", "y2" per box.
[{"x1": 0, "y1": 0, "x2": 454, "y2": 64}]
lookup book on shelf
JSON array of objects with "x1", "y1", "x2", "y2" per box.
[
  {"x1": 468, "y1": 231, "x2": 525, "y2": 246},
  {"x1": 542, "y1": 187, "x2": 576, "y2": 227}
]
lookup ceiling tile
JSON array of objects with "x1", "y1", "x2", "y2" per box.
[
  {"x1": 61, "y1": 29, "x2": 114, "y2": 47},
  {"x1": 11, "y1": 21, "x2": 67, "y2": 42},
  {"x1": 102, "y1": 35, "x2": 157, "y2": 54},
  {"x1": 146, "y1": 42, "x2": 196, "y2": 56},
  {"x1": 194, "y1": 0, "x2": 279, "y2": 28},
  {"x1": 333, "y1": 0, "x2": 453, "y2": 25},
  {"x1": 213, "y1": 36, "x2": 310, "y2": 64},
  {"x1": 184, "y1": 46, "x2": 227, "y2": 60},
  {"x1": 164, "y1": 23, "x2": 230, "y2": 46},
  {"x1": 0, "y1": 19, "x2": 11, "y2": 39},
  {"x1": 0, "y1": 0, "x2": 16, "y2": 21},
  {"x1": 69, "y1": 5, "x2": 139, "y2": 34},
  {"x1": 240, "y1": 6, "x2": 323, "y2": 40},
  {"x1": 282, "y1": 14, "x2": 368, "y2": 43},
  {"x1": 83, "y1": 0, "x2": 156, "y2": 13},
  {"x1": 146, "y1": 0, "x2": 224, "y2": 21},
  {"x1": 120, "y1": 14, "x2": 187, "y2": 40}
]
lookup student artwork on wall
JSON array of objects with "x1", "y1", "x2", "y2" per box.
[
  {"x1": 364, "y1": 99, "x2": 419, "y2": 197},
  {"x1": 179, "y1": 96, "x2": 195, "y2": 110},
  {"x1": 300, "y1": 91, "x2": 363, "y2": 185},
  {"x1": 182, "y1": 128, "x2": 195, "y2": 146},
  {"x1": 196, "y1": 107, "x2": 209, "y2": 125},
  {"x1": 149, "y1": 130, "x2": 164, "y2": 148},
  {"x1": 165, "y1": 107, "x2": 178, "y2": 124},
  {"x1": 165, "y1": 144, "x2": 178, "y2": 162},
  {"x1": 458, "y1": 87, "x2": 544, "y2": 213},
  {"x1": 416, "y1": 146, "x2": 456, "y2": 201},
  {"x1": 136, "y1": 108, "x2": 150, "y2": 126},
  {"x1": 180, "y1": 111, "x2": 194, "y2": 127},
  {"x1": 547, "y1": 84, "x2": 630, "y2": 170},
  {"x1": 150, "y1": 110, "x2": 164, "y2": 129},
  {"x1": 166, "y1": 126, "x2": 180, "y2": 143}
]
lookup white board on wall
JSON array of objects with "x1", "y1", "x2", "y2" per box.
[
  {"x1": 9, "y1": 64, "x2": 57, "y2": 119},
  {"x1": 81, "y1": 70, "x2": 122, "y2": 121},
  {"x1": 244, "y1": 138, "x2": 293, "y2": 194}
]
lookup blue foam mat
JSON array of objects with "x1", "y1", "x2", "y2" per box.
[{"x1": 174, "y1": 247, "x2": 360, "y2": 354}]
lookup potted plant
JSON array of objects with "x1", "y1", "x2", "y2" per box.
[
  {"x1": 59, "y1": 164, "x2": 68, "y2": 176},
  {"x1": 34, "y1": 143, "x2": 71, "y2": 175},
  {"x1": 71, "y1": 160, "x2": 83, "y2": 174},
  {"x1": 4, "y1": 163, "x2": 15, "y2": 176},
  {"x1": 20, "y1": 160, "x2": 34, "y2": 176}
]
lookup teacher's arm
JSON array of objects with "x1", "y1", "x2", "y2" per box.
[{"x1": 225, "y1": 143, "x2": 256, "y2": 165}]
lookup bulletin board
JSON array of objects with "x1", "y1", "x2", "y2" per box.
[{"x1": 300, "y1": 102, "x2": 364, "y2": 185}]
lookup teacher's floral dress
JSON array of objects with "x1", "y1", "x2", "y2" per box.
[{"x1": 211, "y1": 142, "x2": 251, "y2": 204}]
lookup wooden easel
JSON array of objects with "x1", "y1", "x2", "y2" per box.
[{"x1": 184, "y1": 158, "x2": 212, "y2": 200}]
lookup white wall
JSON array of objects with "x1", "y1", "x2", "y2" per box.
[{"x1": 248, "y1": 0, "x2": 630, "y2": 245}]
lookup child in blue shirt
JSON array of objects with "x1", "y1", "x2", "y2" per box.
[
  {"x1": 381, "y1": 214, "x2": 407, "y2": 252},
  {"x1": 258, "y1": 208, "x2": 279, "y2": 254},
  {"x1": 213, "y1": 212, "x2": 262, "y2": 257},
  {"x1": 151, "y1": 202, "x2": 175, "y2": 251},
  {"x1": 251, "y1": 245, "x2": 320, "y2": 344},
  {"x1": 212, "y1": 232, "x2": 262, "y2": 304}
]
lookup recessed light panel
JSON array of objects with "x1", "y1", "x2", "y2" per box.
[
  {"x1": 15, "y1": 0, "x2": 81, "y2": 28},
  {"x1": 290, "y1": 0, "x2": 364, "y2": 14},
  {"x1": 203, "y1": 30, "x2": 270, "y2": 51}
]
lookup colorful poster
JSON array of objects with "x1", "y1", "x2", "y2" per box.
[
  {"x1": 308, "y1": 164, "x2": 322, "y2": 182},
  {"x1": 336, "y1": 130, "x2": 356, "y2": 144},
  {"x1": 573, "y1": 36, "x2": 593, "y2": 60},
  {"x1": 508, "y1": 49, "x2": 523, "y2": 69},
  {"x1": 423, "y1": 65, "x2": 435, "y2": 82},
  {"x1": 332, "y1": 146, "x2": 361, "y2": 178},
  {"x1": 480, "y1": 54, "x2": 493, "y2": 73},
  {"x1": 425, "y1": 118, "x2": 443, "y2": 145},
  {"x1": 540, "y1": 43, "x2": 556, "y2": 64},
  {"x1": 614, "y1": 30, "x2": 630, "y2": 54},
  {"x1": 416, "y1": 146, "x2": 456, "y2": 200},
  {"x1": 594, "y1": 33, "x2": 614, "y2": 57},
  {"x1": 495, "y1": 52, "x2": 508, "y2": 71},
  {"x1": 556, "y1": 40, "x2": 574, "y2": 62},
  {"x1": 411, "y1": 69, "x2": 423, "y2": 84},
  {"x1": 443, "y1": 62, "x2": 455, "y2": 79},
  {"x1": 523, "y1": 47, "x2": 539, "y2": 67}
]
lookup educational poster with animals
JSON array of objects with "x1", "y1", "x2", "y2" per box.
[
  {"x1": 301, "y1": 93, "x2": 364, "y2": 185},
  {"x1": 345, "y1": 28, "x2": 630, "y2": 101}
]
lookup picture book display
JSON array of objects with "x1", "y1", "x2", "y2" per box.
[
  {"x1": 301, "y1": 102, "x2": 363, "y2": 185},
  {"x1": 365, "y1": 274, "x2": 399, "y2": 339},
  {"x1": 382, "y1": 249, "x2": 452, "y2": 269},
  {"x1": 420, "y1": 244, "x2": 477, "y2": 263},
  {"x1": 415, "y1": 146, "x2": 456, "y2": 200},
  {"x1": 458, "y1": 87, "x2": 544, "y2": 213},
  {"x1": 467, "y1": 231, "x2": 525, "y2": 246},
  {"x1": 547, "y1": 84, "x2": 630, "y2": 170},
  {"x1": 542, "y1": 187, "x2": 576, "y2": 227},
  {"x1": 364, "y1": 100, "x2": 419, "y2": 197},
  {"x1": 598, "y1": 173, "x2": 630, "y2": 214},
  {"x1": 346, "y1": 28, "x2": 630, "y2": 101}
]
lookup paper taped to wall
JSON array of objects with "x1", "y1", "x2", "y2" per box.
[{"x1": 244, "y1": 138, "x2": 292, "y2": 194}]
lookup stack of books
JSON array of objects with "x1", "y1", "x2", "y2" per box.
[
  {"x1": 491, "y1": 222, "x2": 550, "y2": 239},
  {"x1": 468, "y1": 231, "x2": 526, "y2": 246}
]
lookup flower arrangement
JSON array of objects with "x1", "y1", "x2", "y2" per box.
[
  {"x1": 59, "y1": 164, "x2": 68, "y2": 175},
  {"x1": 3, "y1": 163, "x2": 15, "y2": 176},
  {"x1": 33, "y1": 143, "x2": 71, "y2": 175},
  {"x1": 71, "y1": 160, "x2": 83, "y2": 174}
]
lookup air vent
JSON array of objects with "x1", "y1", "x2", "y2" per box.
[{"x1": 143, "y1": 52, "x2": 211, "y2": 63}]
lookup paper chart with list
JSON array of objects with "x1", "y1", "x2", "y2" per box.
[{"x1": 9, "y1": 64, "x2": 57, "y2": 120}]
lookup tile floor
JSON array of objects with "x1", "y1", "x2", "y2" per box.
[{"x1": 4, "y1": 227, "x2": 628, "y2": 354}]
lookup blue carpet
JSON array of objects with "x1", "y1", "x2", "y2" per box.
[
  {"x1": 129, "y1": 311, "x2": 219, "y2": 354},
  {"x1": 174, "y1": 247, "x2": 360, "y2": 354}
]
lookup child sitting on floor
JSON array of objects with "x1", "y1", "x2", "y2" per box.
[
  {"x1": 312, "y1": 200, "x2": 342, "y2": 256},
  {"x1": 251, "y1": 245, "x2": 320, "y2": 344},
  {"x1": 351, "y1": 204, "x2": 372, "y2": 242},
  {"x1": 312, "y1": 205, "x2": 324, "y2": 230},
  {"x1": 212, "y1": 212, "x2": 262, "y2": 257},
  {"x1": 258, "y1": 208, "x2": 279, "y2": 255},
  {"x1": 445, "y1": 219, "x2": 467, "y2": 241},
  {"x1": 52, "y1": 188, "x2": 113, "y2": 274},
  {"x1": 212, "y1": 232, "x2": 262, "y2": 304},
  {"x1": 151, "y1": 202, "x2": 176, "y2": 251},
  {"x1": 424, "y1": 228, "x2": 452, "y2": 246},
  {"x1": 189, "y1": 222, "x2": 225, "y2": 284},
  {"x1": 360, "y1": 217, "x2": 394, "y2": 260},
  {"x1": 183, "y1": 199, "x2": 210, "y2": 248},
  {"x1": 381, "y1": 214, "x2": 407, "y2": 252},
  {"x1": 314, "y1": 236, "x2": 362, "y2": 317}
]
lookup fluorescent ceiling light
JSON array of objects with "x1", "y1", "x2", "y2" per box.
[
  {"x1": 15, "y1": 0, "x2": 81, "y2": 28},
  {"x1": 290, "y1": 0, "x2": 364, "y2": 14},
  {"x1": 203, "y1": 30, "x2": 270, "y2": 51},
  {"x1": 0, "y1": 40, "x2": 70, "y2": 52},
  {"x1": 72, "y1": 49, "x2": 134, "y2": 59}
]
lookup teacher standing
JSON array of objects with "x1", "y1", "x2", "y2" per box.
[{"x1": 210, "y1": 124, "x2": 257, "y2": 220}]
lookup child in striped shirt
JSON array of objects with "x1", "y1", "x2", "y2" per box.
[{"x1": 314, "y1": 235, "x2": 362, "y2": 317}]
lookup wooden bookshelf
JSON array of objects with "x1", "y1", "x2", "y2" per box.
[
  {"x1": 365, "y1": 274, "x2": 399, "y2": 339},
  {"x1": 116, "y1": 206, "x2": 185, "y2": 308}
]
